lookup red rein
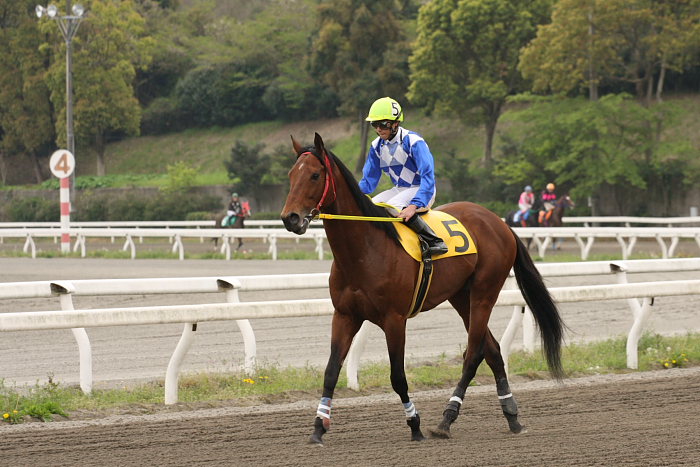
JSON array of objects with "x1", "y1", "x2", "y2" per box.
[{"x1": 300, "y1": 151, "x2": 337, "y2": 212}]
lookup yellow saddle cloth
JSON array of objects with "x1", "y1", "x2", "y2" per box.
[{"x1": 393, "y1": 210, "x2": 477, "y2": 261}]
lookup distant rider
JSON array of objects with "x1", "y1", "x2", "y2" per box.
[
  {"x1": 226, "y1": 193, "x2": 244, "y2": 226},
  {"x1": 538, "y1": 183, "x2": 557, "y2": 225},
  {"x1": 513, "y1": 185, "x2": 534, "y2": 226}
]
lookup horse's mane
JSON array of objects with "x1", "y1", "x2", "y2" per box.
[{"x1": 302, "y1": 146, "x2": 400, "y2": 244}]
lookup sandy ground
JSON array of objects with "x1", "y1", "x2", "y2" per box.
[{"x1": 1, "y1": 368, "x2": 699, "y2": 466}]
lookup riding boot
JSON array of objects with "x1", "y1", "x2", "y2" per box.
[{"x1": 406, "y1": 214, "x2": 448, "y2": 256}]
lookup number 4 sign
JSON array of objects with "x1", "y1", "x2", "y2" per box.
[{"x1": 50, "y1": 149, "x2": 75, "y2": 179}]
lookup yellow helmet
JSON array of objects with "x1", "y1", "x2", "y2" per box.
[
  {"x1": 365, "y1": 97, "x2": 404, "y2": 122},
  {"x1": 546, "y1": 183, "x2": 555, "y2": 191}
]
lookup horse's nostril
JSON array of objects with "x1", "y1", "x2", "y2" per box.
[{"x1": 282, "y1": 212, "x2": 301, "y2": 231}]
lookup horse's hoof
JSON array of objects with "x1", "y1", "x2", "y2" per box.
[
  {"x1": 411, "y1": 431, "x2": 426, "y2": 442},
  {"x1": 428, "y1": 428, "x2": 451, "y2": 439},
  {"x1": 510, "y1": 425, "x2": 527, "y2": 434},
  {"x1": 308, "y1": 435, "x2": 324, "y2": 446}
]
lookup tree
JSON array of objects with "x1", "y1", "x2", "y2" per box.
[
  {"x1": 519, "y1": 0, "x2": 700, "y2": 104},
  {"x1": 224, "y1": 141, "x2": 270, "y2": 199},
  {"x1": 0, "y1": 1, "x2": 56, "y2": 183},
  {"x1": 495, "y1": 94, "x2": 699, "y2": 214},
  {"x1": 409, "y1": 0, "x2": 553, "y2": 165},
  {"x1": 310, "y1": 0, "x2": 412, "y2": 173},
  {"x1": 42, "y1": 0, "x2": 155, "y2": 176}
]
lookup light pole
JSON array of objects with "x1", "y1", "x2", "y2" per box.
[{"x1": 36, "y1": 1, "x2": 85, "y2": 209}]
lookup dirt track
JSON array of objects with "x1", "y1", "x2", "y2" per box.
[
  {"x1": 2, "y1": 368, "x2": 700, "y2": 466},
  {"x1": 2, "y1": 256, "x2": 700, "y2": 466}
]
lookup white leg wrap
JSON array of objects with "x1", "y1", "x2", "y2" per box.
[
  {"x1": 498, "y1": 393, "x2": 513, "y2": 400},
  {"x1": 403, "y1": 401, "x2": 417, "y2": 418},
  {"x1": 317, "y1": 397, "x2": 332, "y2": 419},
  {"x1": 449, "y1": 396, "x2": 463, "y2": 405}
]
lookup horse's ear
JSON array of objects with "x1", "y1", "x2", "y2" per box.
[
  {"x1": 314, "y1": 133, "x2": 325, "y2": 155},
  {"x1": 291, "y1": 135, "x2": 303, "y2": 156}
]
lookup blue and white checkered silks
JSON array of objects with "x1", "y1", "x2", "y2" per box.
[{"x1": 359, "y1": 127, "x2": 438, "y2": 210}]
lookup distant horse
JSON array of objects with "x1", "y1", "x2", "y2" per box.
[
  {"x1": 505, "y1": 209, "x2": 539, "y2": 249},
  {"x1": 213, "y1": 205, "x2": 248, "y2": 250},
  {"x1": 538, "y1": 195, "x2": 575, "y2": 250},
  {"x1": 542, "y1": 195, "x2": 575, "y2": 227},
  {"x1": 281, "y1": 133, "x2": 564, "y2": 444},
  {"x1": 505, "y1": 209, "x2": 539, "y2": 228}
]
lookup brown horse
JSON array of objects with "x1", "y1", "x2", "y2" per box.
[
  {"x1": 540, "y1": 195, "x2": 575, "y2": 227},
  {"x1": 281, "y1": 134, "x2": 564, "y2": 444},
  {"x1": 213, "y1": 210, "x2": 245, "y2": 250}
]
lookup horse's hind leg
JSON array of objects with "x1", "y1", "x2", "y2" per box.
[
  {"x1": 431, "y1": 289, "x2": 498, "y2": 439},
  {"x1": 482, "y1": 330, "x2": 525, "y2": 434},
  {"x1": 432, "y1": 291, "x2": 524, "y2": 437},
  {"x1": 310, "y1": 310, "x2": 362, "y2": 445}
]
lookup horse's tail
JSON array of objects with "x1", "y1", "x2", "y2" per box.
[{"x1": 510, "y1": 229, "x2": 565, "y2": 380}]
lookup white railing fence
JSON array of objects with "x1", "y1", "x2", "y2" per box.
[
  {"x1": 1, "y1": 259, "x2": 699, "y2": 403},
  {"x1": 1, "y1": 226, "x2": 699, "y2": 260},
  {"x1": 1, "y1": 215, "x2": 699, "y2": 230}
]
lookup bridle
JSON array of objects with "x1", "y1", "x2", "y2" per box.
[{"x1": 298, "y1": 150, "x2": 337, "y2": 222}]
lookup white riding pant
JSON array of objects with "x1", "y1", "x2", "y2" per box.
[{"x1": 372, "y1": 186, "x2": 436, "y2": 214}]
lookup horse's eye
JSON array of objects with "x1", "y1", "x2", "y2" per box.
[{"x1": 311, "y1": 173, "x2": 320, "y2": 181}]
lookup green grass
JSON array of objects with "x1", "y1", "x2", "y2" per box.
[{"x1": 2, "y1": 332, "x2": 698, "y2": 424}]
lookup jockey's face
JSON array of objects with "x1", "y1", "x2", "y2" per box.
[{"x1": 371, "y1": 120, "x2": 399, "y2": 140}]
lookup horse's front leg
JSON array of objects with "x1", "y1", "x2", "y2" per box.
[
  {"x1": 384, "y1": 313, "x2": 425, "y2": 442},
  {"x1": 310, "y1": 310, "x2": 361, "y2": 445}
]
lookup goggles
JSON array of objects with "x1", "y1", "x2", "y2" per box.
[{"x1": 370, "y1": 120, "x2": 395, "y2": 130}]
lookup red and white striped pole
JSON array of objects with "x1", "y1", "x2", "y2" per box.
[
  {"x1": 59, "y1": 176, "x2": 71, "y2": 253},
  {"x1": 50, "y1": 150, "x2": 75, "y2": 254}
]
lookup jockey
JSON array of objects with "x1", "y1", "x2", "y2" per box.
[
  {"x1": 227, "y1": 193, "x2": 243, "y2": 218},
  {"x1": 359, "y1": 97, "x2": 448, "y2": 256},
  {"x1": 513, "y1": 185, "x2": 534, "y2": 224},
  {"x1": 538, "y1": 183, "x2": 558, "y2": 225}
]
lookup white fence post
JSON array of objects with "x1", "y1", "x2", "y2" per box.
[
  {"x1": 346, "y1": 321, "x2": 370, "y2": 391},
  {"x1": 222, "y1": 281, "x2": 256, "y2": 374},
  {"x1": 52, "y1": 281, "x2": 92, "y2": 394},
  {"x1": 610, "y1": 261, "x2": 655, "y2": 369},
  {"x1": 500, "y1": 306, "x2": 525, "y2": 375},
  {"x1": 165, "y1": 323, "x2": 196, "y2": 405}
]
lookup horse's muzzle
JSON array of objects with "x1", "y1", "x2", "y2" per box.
[{"x1": 281, "y1": 212, "x2": 309, "y2": 235}]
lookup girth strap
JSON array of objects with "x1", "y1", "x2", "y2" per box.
[{"x1": 408, "y1": 239, "x2": 434, "y2": 318}]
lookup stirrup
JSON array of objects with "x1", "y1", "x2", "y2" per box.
[{"x1": 426, "y1": 240, "x2": 448, "y2": 256}]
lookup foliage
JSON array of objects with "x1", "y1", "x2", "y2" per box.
[
  {"x1": 309, "y1": 0, "x2": 414, "y2": 170},
  {"x1": 310, "y1": 0, "x2": 412, "y2": 117},
  {"x1": 6, "y1": 197, "x2": 59, "y2": 222},
  {"x1": 39, "y1": 174, "x2": 161, "y2": 190},
  {"x1": 519, "y1": 0, "x2": 700, "y2": 101},
  {"x1": 409, "y1": 0, "x2": 554, "y2": 163},
  {"x1": 495, "y1": 94, "x2": 699, "y2": 214},
  {"x1": 0, "y1": 0, "x2": 56, "y2": 183},
  {"x1": 0, "y1": 190, "x2": 221, "y2": 222},
  {"x1": 224, "y1": 140, "x2": 269, "y2": 197},
  {"x1": 1, "y1": 375, "x2": 67, "y2": 424},
  {"x1": 140, "y1": 97, "x2": 188, "y2": 135},
  {"x1": 160, "y1": 161, "x2": 199, "y2": 194},
  {"x1": 41, "y1": 0, "x2": 156, "y2": 176}
]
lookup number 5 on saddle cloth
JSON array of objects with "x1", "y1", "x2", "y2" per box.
[{"x1": 391, "y1": 209, "x2": 477, "y2": 317}]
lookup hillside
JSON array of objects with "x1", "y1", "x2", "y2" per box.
[{"x1": 99, "y1": 110, "x2": 485, "y2": 181}]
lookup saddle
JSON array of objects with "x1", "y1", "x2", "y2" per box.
[
  {"x1": 393, "y1": 211, "x2": 476, "y2": 261},
  {"x1": 222, "y1": 215, "x2": 238, "y2": 227},
  {"x1": 392, "y1": 210, "x2": 477, "y2": 318}
]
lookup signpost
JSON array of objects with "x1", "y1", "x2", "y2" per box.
[{"x1": 50, "y1": 149, "x2": 75, "y2": 253}]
